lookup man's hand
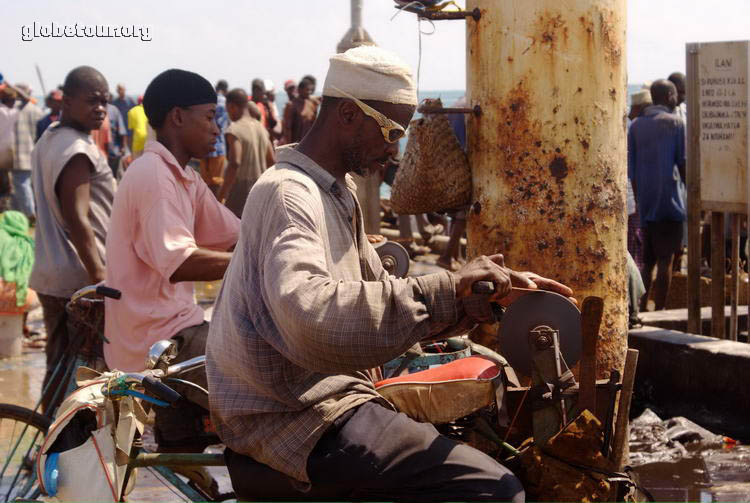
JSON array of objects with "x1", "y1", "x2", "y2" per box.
[
  {"x1": 511, "y1": 270, "x2": 576, "y2": 303},
  {"x1": 452, "y1": 254, "x2": 513, "y2": 300}
]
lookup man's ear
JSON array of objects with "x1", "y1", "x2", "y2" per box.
[
  {"x1": 168, "y1": 107, "x2": 183, "y2": 128},
  {"x1": 337, "y1": 100, "x2": 359, "y2": 127}
]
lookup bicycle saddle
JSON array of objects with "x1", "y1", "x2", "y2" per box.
[{"x1": 375, "y1": 356, "x2": 502, "y2": 424}]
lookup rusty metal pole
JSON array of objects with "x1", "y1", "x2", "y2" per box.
[{"x1": 466, "y1": 0, "x2": 628, "y2": 376}]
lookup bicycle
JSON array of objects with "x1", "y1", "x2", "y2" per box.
[{"x1": 0, "y1": 285, "x2": 233, "y2": 502}]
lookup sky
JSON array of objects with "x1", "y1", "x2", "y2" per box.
[{"x1": 3, "y1": 0, "x2": 749, "y2": 97}]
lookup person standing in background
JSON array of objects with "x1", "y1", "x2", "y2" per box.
[
  {"x1": 281, "y1": 76, "x2": 319, "y2": 144},
  {"x1": 0, "y1": 86, "x2": 18, "y2": 208},
  {"x1": 283, "y1": 79, "x2": 296, "y2": 102},
  {"x1": 218, "y1": 88, "x2": 274, "y2": 218},
  {"x1": 127, "y1": 96, "x2": 149, "y2": 158},
  {"x1": 30, "y1": 66, "x2": 115, "y2": 411},
  {"x1": 112, "y1": 84, "x2": 135, "y2": 129},
  {"x1": 264, "y1": 79, "x2": 282, "y2": 143},
  {"x1": 106, "y1": 94, "x2": 128, "y2": 178},
  {"x1": 668, "y1": 72, "x2": 687, "y2": 123},
  {"x1": 250, "y1": 79, "x2": 270, "y2": 130},
  {"x1": 629, "y1": 80, "x2": 686, "y2": 311},
  {"x1": 36, "y1": 89, "x2": 63, "y2": 141},
  {"x1": 12, "y1": 83, "x2": 44, "y2": 219},
  {"x1": 198, "y1": 79, "x2": 229, "y2": 195}
]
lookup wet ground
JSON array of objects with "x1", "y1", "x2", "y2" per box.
[{"x1": 628, "y1": 409, "x2": 750, "y2": 502}]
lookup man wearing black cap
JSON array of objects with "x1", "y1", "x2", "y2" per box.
[{"x1": 104, "y1": 69, "x2": 240, "y2": 453}]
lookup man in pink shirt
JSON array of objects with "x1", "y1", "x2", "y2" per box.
[{"x1": 104, "y1": 69, "x2": 240, "y2": 451}]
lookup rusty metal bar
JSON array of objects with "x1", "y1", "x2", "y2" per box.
[
  {"x1": 711, "y1": 211, "x2": 726, "y2": 339},
  {"x1": 394, "y1": 5, "x2": 481, "y2": 21},
  {"x1": 686, "y1": 44, "x2": 702, "y2": 335},
  {"x1": 418, "y1": 105, "x2": 482, "y2": 117},
  {"x1": 730, "y1": 213, "x2": 740, "y2": 341}
]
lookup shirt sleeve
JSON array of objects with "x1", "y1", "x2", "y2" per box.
[
  {"x1": 675, "y1": 120, "x2": 686, "y2": 168},
  {"x1": 259, "y1": 187, "x2": 458, "y2": 374},
  {"x1": 194, "y1": 178, "x2": 240, "y2": 250},
  {"x1": 134, "y1": 197, "x2": 199, "y2": 280}
]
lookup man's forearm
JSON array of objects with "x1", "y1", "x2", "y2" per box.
[
  {"x1": 68, "y1": 216, "x2": 106, "y2": 283},
  {"x1": 218, "y1": 163, "x2": 239, "y2": 202},
  {"x1": 170, "y1": 248, "x2": 232, "y2": 283}
]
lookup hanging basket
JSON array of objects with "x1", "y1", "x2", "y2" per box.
[{"x1": 391, "y1": 99, "x2": 472, "y2": 214}]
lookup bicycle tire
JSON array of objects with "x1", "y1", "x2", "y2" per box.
[{"x1": 0, "y1": 404, "x2": 52, "y2": 502}]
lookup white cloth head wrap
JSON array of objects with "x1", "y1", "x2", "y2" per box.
[
  {"x1": 630, "y1": 89, "x2": 652, "y2": 107},
  {"x1": 322, "y1": 46, "x2": 417, "y2": 106}
]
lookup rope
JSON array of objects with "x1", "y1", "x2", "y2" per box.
[{"x1": 390, "y1": 1, "x2": 436, "y2": 95}]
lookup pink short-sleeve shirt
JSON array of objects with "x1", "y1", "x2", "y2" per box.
[{"x1": 104, "y1": 140, "x2": 240, "y2": 372}]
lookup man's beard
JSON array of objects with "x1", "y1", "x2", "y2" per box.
[{"x1": 342, "y1": 140, "x2": 370, "y2": 177}]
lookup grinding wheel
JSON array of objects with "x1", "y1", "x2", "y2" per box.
[
  {"x1": 497, "y1": 290, "x2": 581, "y2": 376},
  {"x1": 375, "y1": 241, "x2": 410, "y2": 278}
]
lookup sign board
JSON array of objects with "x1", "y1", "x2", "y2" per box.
[{"x1": 689, "y1": 40, "x2": 750, "y2": 211}]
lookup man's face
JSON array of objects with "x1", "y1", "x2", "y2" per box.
[
  {"x1": 298, "y1": 83, "x2": 312, "y2": 100},
  {"x1": 63, "y1": 82, "x2": 108, "y2": 131},
  {"x1": 226, "y1": 101, "x2": 244, "y2": 122},
  {"x1": 285, "y1": 85, "x2": 296, "y2": 101},
  {"x1": 667, "y1": 88, "x2": 679, "y2": 110},
  {"x1": 675, "y1": 85, "x2": 686, "y2": 106},
  {"x1": 252, "y1": 84, "x2": 265, "y2": 102},
  {"x1": 178, "y1": 103, "x2": 219, "y2": 159},
  {"x1": 48, "y1": 96, "x2": 63, "y2": 114},
  {"x1": 342, "y1": 101, "x2": 414, "y2": 178},
  {"x1": 117, "y1": 85, "x2": 125, "y2": 99}
]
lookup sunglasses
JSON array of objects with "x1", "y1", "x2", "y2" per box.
[{"x1": 331, "y1": 86, "x2": 406, "y2": 143}]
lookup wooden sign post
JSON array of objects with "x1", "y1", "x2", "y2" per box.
[{"x1": 687, "y1": 41, "x2": 750, "y2": 339}]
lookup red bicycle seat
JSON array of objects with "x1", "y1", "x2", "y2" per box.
[
  {"x1": 375, "y1": 356, "x2": 500, "y2": 388},
  {"x1": 375, "y1": 356, "x2": 502, "y2": 424}
]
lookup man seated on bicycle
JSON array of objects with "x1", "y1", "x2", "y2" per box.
[
  {"x1": 207, "y1": 46, "x2": 572, "y2": 501},
  {"x1": 104, "y1": 69, "x2": 240, "y2": 450}
]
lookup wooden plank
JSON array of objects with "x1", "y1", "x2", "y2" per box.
[
  {"x1": 686, "y1": 44, "x2": 703, "y2": 335},
  {"x1": 578, "y1": 297, "x2": 603, "y2": 418},
  {"x1": 730, "y1": 214, "x2": 740, "y2": 341},
  {"x1": 711, "y1": 212, "x2": 726, "y2": 339},
  {"x1": 703, "y1": 201, "x2": 750, "y2": 214},
  {"x1": 612, "y1": 349, "x2": 639, "y2": 470}
]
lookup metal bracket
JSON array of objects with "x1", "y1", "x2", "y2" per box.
[
  {"x1": 418, "y1": 104, "x2": 482, "y2": 117},
  {"x1": 393, "y1": 4, "x2": 481, "y2": 22}
]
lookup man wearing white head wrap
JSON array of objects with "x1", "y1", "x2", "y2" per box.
[{"x1": 209, "y1": 46, "x2": 569, "y2": 501}]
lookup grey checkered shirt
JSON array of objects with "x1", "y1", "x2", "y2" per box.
[
  {"x1": 14, "y1": 103, "x2": 43, "y2": 171},
  {"x1": 206, "y1": 146, "x2": 463, "y2": 485}
]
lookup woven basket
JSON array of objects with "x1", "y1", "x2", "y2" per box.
[{"x1": 391, "y1": 101, "x2": 472, "y2": 214}]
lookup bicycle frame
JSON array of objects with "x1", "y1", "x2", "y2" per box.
[{"x1": 122, "y1": 452, "x2": 225, "y2": 502}]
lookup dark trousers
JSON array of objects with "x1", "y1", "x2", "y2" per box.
[
  {"x1": 153, "y1": 321, "x2": 216, "y2": 451},
  {"x1": 226, "y1": 401, "x2": 525, "y2": 502},
  {"x1": 38, "y1": 294, "x2": 73, "y2": 413}
]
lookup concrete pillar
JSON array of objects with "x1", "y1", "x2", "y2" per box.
[{"x1": 466, "y1": 0, "x2": 628, "y2": 377}]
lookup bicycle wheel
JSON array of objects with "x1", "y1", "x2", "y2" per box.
[{"x1": 0, "y1": 404, "x2": 51, "y2": 502}]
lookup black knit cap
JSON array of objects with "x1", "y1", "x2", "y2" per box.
[{"x1": 143, "y1": 69, "x2": 217, "y2": 128}]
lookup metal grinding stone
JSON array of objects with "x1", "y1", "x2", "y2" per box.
[
  {"x1": 497, "y1": 290, "x2": 582, "y2": 376},
  {"x1": 374, "y1": 241, "x2": 410, "y2": 278}
]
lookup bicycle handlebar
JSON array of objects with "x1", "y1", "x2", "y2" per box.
[
  {"x1": 141, "y1": 375, "x2": 183, "y2": 406},
  {"x1": 70, "y1": 284, "x2": 122, "y2": 302}
]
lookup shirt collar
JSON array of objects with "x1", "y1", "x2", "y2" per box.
[
  {"x1": 143, "y1": 140, "x2": 197, "y2": 184},
  {"x1": 644, "y1": 104, "x2": 671, "y2": 116},
  {"x1": 276, "y1": 145, "x2": 357, "y2": 195}
]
